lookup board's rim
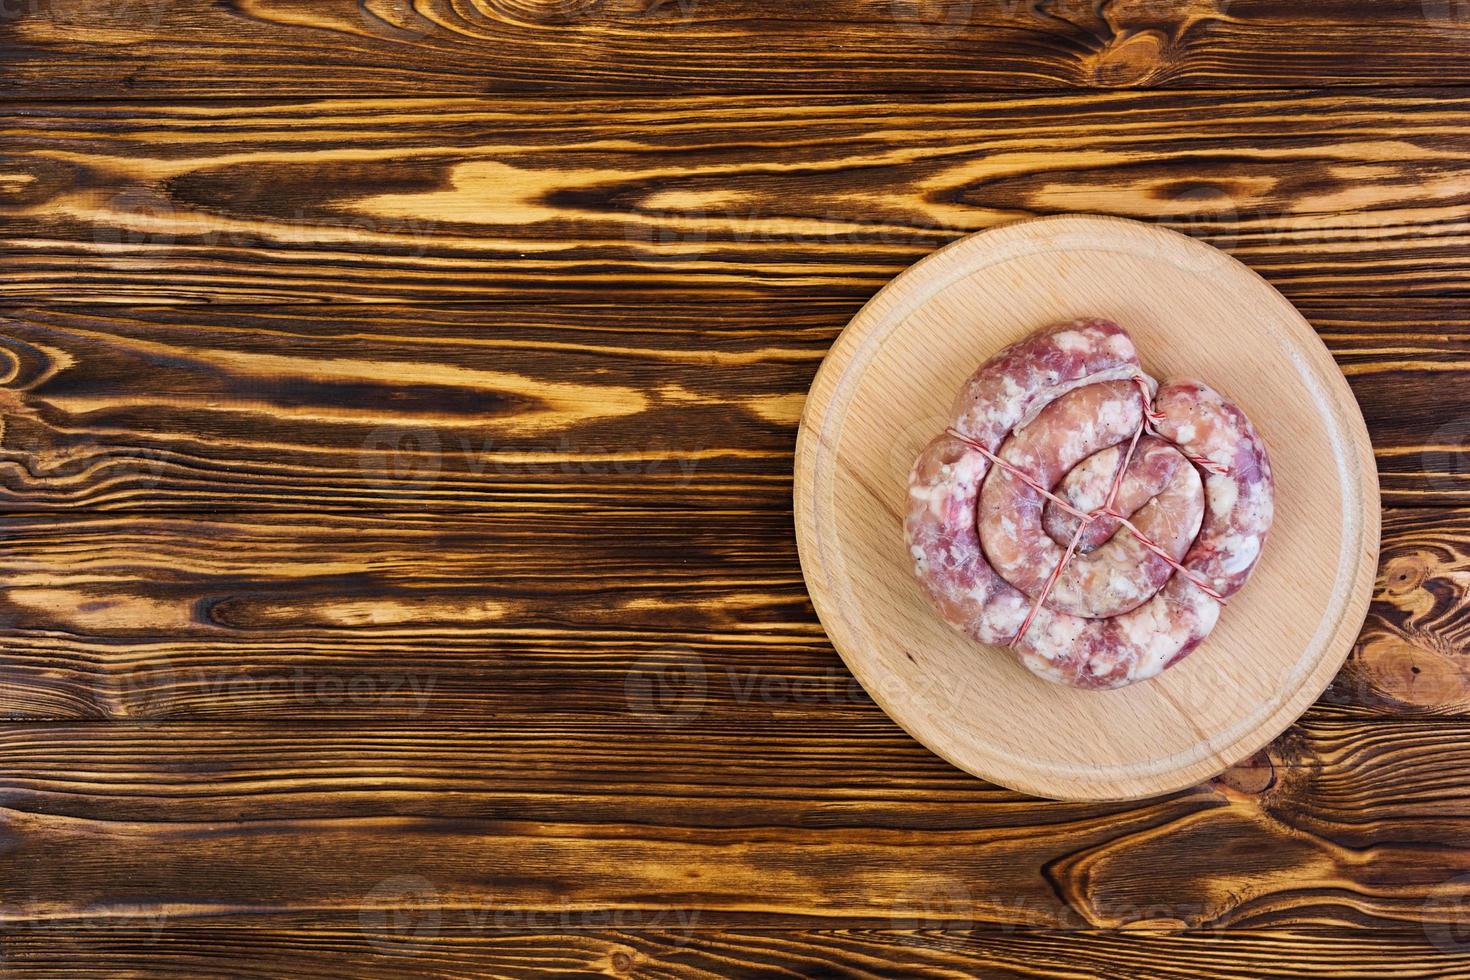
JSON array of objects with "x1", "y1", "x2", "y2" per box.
[{"x1": 793, "y1": 213, "x2": 1381, "y2": 802}]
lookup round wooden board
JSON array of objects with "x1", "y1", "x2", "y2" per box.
[{"x1": 794, "y1": 214, "x2": 1380, "y2": 802}]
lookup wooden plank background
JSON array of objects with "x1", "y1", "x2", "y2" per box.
[
  {"x1": 2, "y1": 0, "x2": 1470, "y2": 94},
  {"x1": 2, "y1": 0, "x2": 1470, "y2": 976}
]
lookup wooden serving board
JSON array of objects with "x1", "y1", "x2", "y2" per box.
[{"x1": 794, "y1": 214, "x2": 1380, "y2": 801}]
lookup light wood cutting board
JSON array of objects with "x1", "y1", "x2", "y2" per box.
[{"x1": 794, "y1": 214, "x2": 1379, "y2": 801}]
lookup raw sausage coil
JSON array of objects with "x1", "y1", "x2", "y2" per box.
[{"x1": 905, "y1": 318, "x2": 1273, "y2": 690}]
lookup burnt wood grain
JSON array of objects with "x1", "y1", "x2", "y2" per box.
[
  {"x1": 4, "y1": 91, "x2": 1470, "y2": 305},
  {"x1": 1326, "y1": 509, "x2": 1470, "y2": 716},
  {"x1": 0, "y1": 298, "x2": 1461, "y2": 512},
  {"x1": 3, "y1": 929, "x2": 1466, "y2": 979},
  {"x1": 0, "y1": 718, "x2": 1465, "y2": 933},
  {"x1": 2, "y1": 2, "x2": 1467, "y2": 973},
  {"x1": 0, "y1": 0, "x2": 1468, "y2": 96},
  {"x1": 0, "y1": 506, "x2": 1458, "y2": 720}
]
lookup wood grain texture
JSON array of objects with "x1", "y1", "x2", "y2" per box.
[
  {"x1": 0, "y1": 507, "x2": 1456, "y2": 720},
  {"x1": 1312, "y1": 300, "x2": 1470, "y2": 505},
  {"x1": 0, "y1": 718, "x2": 1466, "y2": 931},
  {"x1": 2, "y1": 929, "x2": 1468, "y2": 979},
  {"x1": 0, "y1": 298, "x2": 1461, "y2": 512},
  {"x1": 1, "y1": 0, "x2": 1469, "y2": 96},
  {"x1": 5, "y1": 90, "x2": 1470, "y2": 305},
  {"x1": 1324, "y1": 508, "x2": 1470, "y2": 717},
  {"x1": 2, "y1": 2, "x2": 1466, "y2": 968},
  {"x1": 0, "y1": 302, "x2": 819, "y2": 513}
]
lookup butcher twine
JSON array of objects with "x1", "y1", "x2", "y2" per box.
[{"x1": 946, "y1": 374, "x2": 1228, "y2": 646}]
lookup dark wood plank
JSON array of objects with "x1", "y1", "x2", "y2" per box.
[
  {"x1": 1322, "y1": 508, "x2": 1470, "y2": 717},
  {"x1": 0, "y1": 508, "x2": 827, "y2": 721},
  {"x1": 0, "y1": 298, "x2": 1461, "y2": 513},
  {"x1": 1, "y1": 0, "x2": 1469, "y2": 96},
  {"x1": 1311, "y1": 301, "x2": 1470, "y2": 506},
  {"x1": 0, "y1": 506, "x2": 1459, "y2": 720},
  {"x1": 5, "y1": 91, "x2": 1470, "y2": 305},
  {"x1": 0, "y1": 718, "x2": 1465, "y2": 931},
  {"x1": 3, "y1": 928, "x2": 1467, "y2": 979},
  {"x1": 0, "y1": 302, "x2": 819, "y2": 513}
]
